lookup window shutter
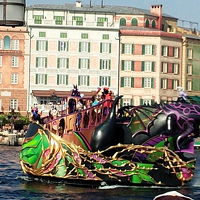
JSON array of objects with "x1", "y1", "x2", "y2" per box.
[
  {"x1": 79, "y1": 42, "x2": 81, "y2": 52},
  {"x1": 87, "y1": 76, "x2": 90, "y2": 86},
  {"x1": 45, "y1": 58, "x2": 47, "y2": 68},
  {"x1": 151, "y1": 78, "x2": 154, "y2": 88},
  {"x1": 67, "y1": 58, "x2": 69, "y2": 69},
  {"x1": 121, "y1": 77, "x2": 124, "y2": 87},
  {"x1": 178, "y1": 48, "x2": 180, "y2": 58},
  {"x1": 142, "y1": 77, "x2": 144, "y2": 87},
  {"x1": 36, "y1": 41, "x2": 39, "y2": 51},
  {"x1": 121, "y1": 60, "x2": 124, "y2": 70},
  {"x1": 178, "y1": 64, "x2": 180, "y2": 74},
  {"x1": 131, "y1": 77, "x2": 134, "y2": 87},
  {"x1": 78, "y1": 76, "x2": 80, "y2": 86},
  {"x1": 109, "y1": 60, "x2": 111, "y2": 70},
  {"x1": 122, "y1": 44, "x2": 125, "y2": 54},
  {"x1": 57, "y1": 58, "x2": 60, "y2": 68},
  {"x1": 161, "y1": 46, "x2": 164, "y2": 56},
  {"x1": 152, "y1": 45, "x2": 155, "y2": 55},
  {"x1": 109, "y1": 43, "x2": 111, "y2": 53},
  {"x1": 78, "y1": 59, "x2": 81, "y2": 69},
  {"x1": 63, "y1": 42, "x2": 66, "y2": 51},
  {"x1": 142, "y1": 45, "x2": 145, "y2": 55},
  {"x1": 172, "y1": 63, "x2": 174, "y2": 73},
  {"x1": 88, "y1": 43, "x2": 91, "y2": 52},
  {"x1": 167, "y1": 46, "x2": 169, "y2": 56},
  {"x1": 36, "y1": 57, "x2": 38, "y2": 67},
  {"x1": 100, "y1": 43, "x2": 102, "y2": 53},
  {"x1": 166, "y1": 79, "x2": 169, "y2": 89},
  {"x1": 132, "y1": 44, "x2": 134, "y2": 54},
  {"x1": 66, "y1": 75, "x2": 68, "y2": 85},
  {"x1": 58, "y1": 41, "x2": 60, "y2": 51},
  {"x1": 167, "y1": 63, "x2": 169, "y2": 73},
  {"x1": 57, "y1": 75, "x2": 59, "y2": 85},
  {"x1": 152, "y1": 62, "x2": 155, "y2": 72},
  {"x1": 161, "y1": 78, "x2": 163, "y2": 89},
  {"x1": 131, "y1": 99, "x2": 133, "y2": 105},
  {"x1": 46, "y1": 41, "x2": 48, "y2": 51},
  {"x1": 88, "y1": 59, "x2": 90, "y2": 69},
  {"x1": 131, "y1": 61, "x2": 134, "y2": 71},
  {"x1": 140, "y1": 99, "x2": 143, "y2": 105},
  {"x1": 99, "y1": 76, "x2": 102, "y2": 86},
  {"x1": 67, "y1": 41, "x2": 69, "y2": 51},
  {"x1": 142, "y1": 61, "x2": 144, "y2": 71},
  {"x1": 45, "y1": 74, "x2": 47, "y2": 84},
  {"x1": 108, "y1": 76, "x2": 111, "y2": 86},
  {"x1": 120, "y1": 98, "x2": 124, "y2": 107},
  {"x1": 100, "y1": 59, "x2": 102, "y2": 69},
  {"x1": 36, "y1": 74, "x2": 38, "y2": 84}
]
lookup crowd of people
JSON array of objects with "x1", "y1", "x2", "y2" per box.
[
  {"x1": 69, "y1": 86, "x2": 113, "y2": 113},
  {"x1": 31, "y1": 85, "x2": 113, "y2": 133},
  {"x1": 69, "y1": 86, "x2": 113, "y2": 131}
]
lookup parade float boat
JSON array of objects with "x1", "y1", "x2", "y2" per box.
[{"x1": 20, "y1": 91, "x2": 200, "y2": 187}]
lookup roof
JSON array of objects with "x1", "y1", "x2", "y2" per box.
[
  {"x1": 26, "y1": 3, "x2": 176, "y2": 19},
  {"x1": 120, "y1": 29, "x2": 182, "y2": 39},
  {"x1": 185, "y1": 34, "x2": 200, "y2": 40}
]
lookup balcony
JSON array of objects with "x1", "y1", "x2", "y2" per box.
[
  {"x1": 28, "y1": 19, "x2": 119, "y2": 29},
  {"x1": 0, "y1": 49, "x2": 23, "y2": 55}
]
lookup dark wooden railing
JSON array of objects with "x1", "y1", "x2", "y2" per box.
[{"x1": 42, "y1": 99, "x2": 113, "y2": 135}]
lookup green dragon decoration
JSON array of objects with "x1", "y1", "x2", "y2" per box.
[{"x1": 20, "y1": 123, "x2": 194, "y2": 186}]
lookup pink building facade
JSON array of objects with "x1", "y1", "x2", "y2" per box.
[{"x1": 0, "y1": 26, "x2": 28, "y2": 115}]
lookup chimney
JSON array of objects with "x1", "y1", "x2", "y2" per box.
[
  {"x1": 90, "y1": 0, "x2": 92, "y2": 8},
  {"x1": 101, "y1": 0, "x2": 104, "y2": 8},
  {"x1": 150, "y1": 5, "x2": 163, "y2": 30},
  {"x1": 76, "y1": 0, "x2": 82, "y2": 8}
]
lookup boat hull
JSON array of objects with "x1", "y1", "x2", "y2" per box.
[{"x1": 20, "y1": 123, "x2": 195, "y2": 187}]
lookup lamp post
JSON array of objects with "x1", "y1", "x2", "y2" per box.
[
  {"x1": 27, "y1": 27, "x2": 34, "y2": 113},
  {"x1": 0, "y1": 0, "x2": 26, "y2": 27}
]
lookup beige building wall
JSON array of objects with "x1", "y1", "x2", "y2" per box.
[{"x1": 26, "y1": 8, "x2": 119, "y2": 108}]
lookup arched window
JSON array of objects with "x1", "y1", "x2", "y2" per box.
[
  {"x1": 145, "y1": 19, "x2": 150, "y2": 27},
  {"x1": 120, "y1": 18, "x2": 126, "y2": 26},
  {"x1": 4, "y1": 36, "x2": 11, "y2": 50},
  {"x1": 131, "y1": 18, "x2": 138, "y2": 26},
  {"x1": 152, "y1": 20, "x2": 156, "y2": 28}
]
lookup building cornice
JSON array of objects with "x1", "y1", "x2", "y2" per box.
[
  {"x1": 27, "y1": 25, "x2": 119, "y2": 32},
  {"x1": 120, "y1": 29, "x2": 182, "y2": 39}
]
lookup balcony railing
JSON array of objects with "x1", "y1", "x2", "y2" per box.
[
  {"x1": 42, "y1": 99, "x2": 113, "y2": 134},
  {"x1": 0, "y1": 49, "x2": 23, "y2": 55},
  {"x1": 28, "y1": 19, "x2": 118, "y2": 28}
]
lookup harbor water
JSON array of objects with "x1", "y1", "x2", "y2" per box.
[{"x1": 1, "y1": 145, "x2": 200, "y2": 200}]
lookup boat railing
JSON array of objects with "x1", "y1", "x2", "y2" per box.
[{"x1": 42, "y1": 99, "x2": 113, "y2": 135}]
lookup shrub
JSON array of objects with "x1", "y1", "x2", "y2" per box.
[
  {"x1": 0, "y1": 115, "x2": 9, "y2": 126},
  {"x1": 0, "y1": 114, "x2": 30, "y2": 130}
]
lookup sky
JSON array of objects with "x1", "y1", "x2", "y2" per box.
[{"x1": 27, "y1": 0, "x2": 200, "y2": 30}]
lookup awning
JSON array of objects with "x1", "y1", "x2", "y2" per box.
[
  {"x1": 32, "y1": 90, "x2": 70, "y2": 97},
  {"x1": 32, "y1": 90, "x2": 97, "y2": 99}
]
